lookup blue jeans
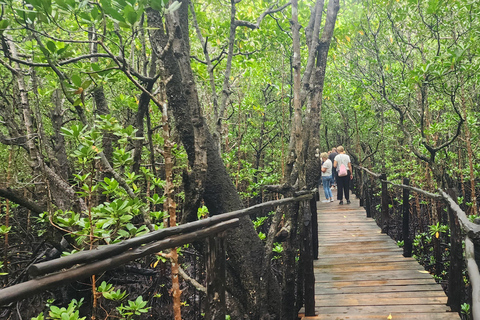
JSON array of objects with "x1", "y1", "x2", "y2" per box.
[{"x1": 322, "y1": 175, "x2": 333, "y2": 200}]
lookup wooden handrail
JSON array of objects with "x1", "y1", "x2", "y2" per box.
[
  {"x1": 438, "y1": 189, "x2": 480, "y2": 241},
  {"x1": 466, "y1": 236, "x2": 480, "y2": 320},
  {"x1": 384, "y1": 180, "x2": 443, "y2": 200},
  {"x1": 29, "y1": 193, "x2": 313, "y2": 277},
  {"x1": 1, "y1": 190, "x2": 317, "y2": 317},
  {"x1": 0, "y1": 219, "x2": 240, "y2": 306},
  {"x1": 352, "y1": 164, "x2": 480, "y2": 319},
  {"x1": 352, "y1": 164, "x2": 382, "y2": 178}
]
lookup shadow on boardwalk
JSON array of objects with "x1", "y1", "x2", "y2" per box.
[{"x1": 301, "y1": 193, "x2": 461, "y2": 320}]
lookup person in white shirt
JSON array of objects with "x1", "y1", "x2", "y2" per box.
[
  {"x1": 333, "y1": 146, "x2": 353, "y2": 205},
  {"x1": 320, "y1": 152, "x2": 334, "y2": 202}
]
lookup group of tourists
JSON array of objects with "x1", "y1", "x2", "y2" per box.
[{"x1": 319, "y1": 146, "x2": 353, "y2": 205}]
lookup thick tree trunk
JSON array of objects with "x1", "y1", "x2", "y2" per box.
[
  {"x1": 147, "y1": 3, "x2": 280, "y2": 318},
  {"x1": 303, "y1": 0, "x2": 340, "y2": 189}
]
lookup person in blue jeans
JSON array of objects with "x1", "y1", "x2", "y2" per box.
[{"x1": 320, "y1": 152, "x2": 334, "y2": 202}]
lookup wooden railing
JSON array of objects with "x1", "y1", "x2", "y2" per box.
[
  {"x1": 352, "y1": 164, "x2": 480, "y2": 319},
  {"x1": 0, "y1": 191, "x2": 318, "y2": 319}
]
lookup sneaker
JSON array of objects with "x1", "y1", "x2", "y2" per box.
[
  {"x1": 321, "y1": 200, "x2": 330, "y2": 203},
  {"x1": 330, "y1": 199, "x2": 334, "y2": 202},
  {"x1": 346, "y1": 200, "x2": 351, "y2": 204},
  {"x1": 339, "y1": 201, "x2": 343, "y2": 205}
]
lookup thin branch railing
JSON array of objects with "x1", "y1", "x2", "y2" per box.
[
  {"x1": 353, "y1": 164, "x2": 480, "y2": 319},
  {"x1": 0, "y1": 192, "x2": 318, "y2": 318}
]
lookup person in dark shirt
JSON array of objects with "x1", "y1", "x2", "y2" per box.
[{"x1": 328, "y1": 147, "x2": 338, "y2": 187}]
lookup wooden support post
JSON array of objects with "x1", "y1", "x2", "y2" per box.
[
  {"x1": 402, "y1": 178, "x2": 412, "y2": 257},
  {"x1": 359, "y1": 169, "x2": 364, "y2": 206},
  {"x1": 205, "y1": 233, "x2": 226, "y2": 320},
  {"x1": 311, "y1": 195, "x2": 318, "y2": 260},
  {"x1": 365, "y1": 176, "x2": 372, "y2": 218},
  {"x1": 380, "y1": 173, "x2": 389, "y2": 233},
  {"x1": 304, "y1": 201, "x2": 315, "y2": 316},
  {"x1": 446, "y1": 188, "x2": 462, "y2": 312}
]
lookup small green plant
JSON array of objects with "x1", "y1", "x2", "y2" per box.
[
  {"x1": 0, "y1": 225, "x2": 12, "y2": 236},
  {"x1": 258, "y1": 232, "x2": 266, "y2": 240},
  {"x1": 31, "y1": 313, "x2": 45, "y2": 320},
  {"x1": 272, "y1": 243, "x2": 283, "y2": 254},
  {"x1": 117, "y1": 296, "x2": 150, "y2": 319},
  {"x1": 197, "y1": 205, "x2": 209, "y2": 219},
  {"x1": 468, "y1": 215, "x2": 479, "y2": 223},
  {"x1": 429, "y1": 222, "x2": 449, "y2": 238},
  {"x1": 461, "y1": 303, "x2": 471, "y2": 316},
  {"x1": 97, "y1": 281, "x2": 128, "y2": 301},
  {"x1": 253, "y1": 216, "x2": 268, "y2": 229},
  {"x1": 397, "y1": 240, "x2": 404, "y2": 247},
  {"x1": 32, "y1": 298, "x2": 86, "y2": 320},
  {"x1": 272, "y1": 242, "x2": 283, "y2": 260}
]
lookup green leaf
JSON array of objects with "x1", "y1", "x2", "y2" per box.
[
  {"x1": 0, "y1": 20, "x2": 9, "y2": 34},
  {"x1": 73, "y1": 97, "x2": 83, "y2": 106},
  {"x1": 56, "y1": 44, "x2": 70, "y2": 56},
  {"x1": 150, "y1": 0, "x2": 166, "y2": 11},
  {"x1": 81, "y1": 80, "x2": 92, "y2": 90},
  {"x1": 104, "y1": 6, "x2": 126, "y2": 22},
  {"x1": 71, "y1": 75, "x2": 82, "y2": 87},
  {"x1": 46, "y1": 41, "x2": 56, "y2": 53}
]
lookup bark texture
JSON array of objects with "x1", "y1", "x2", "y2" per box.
[{"x1": 147, "y1": 3, "x2": 281, "y2": 318}]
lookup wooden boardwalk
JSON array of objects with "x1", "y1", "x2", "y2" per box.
[{"x1": 301, "y1": 195, "x2": 460, "y2": 320}]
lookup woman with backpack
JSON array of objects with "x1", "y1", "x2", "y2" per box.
[{"x1": 333, "y1": 146, "x2": 353, "y2": 205}]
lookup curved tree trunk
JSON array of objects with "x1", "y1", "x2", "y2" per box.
[{"x1": 147, "y1": 4, "x2": 280, "y2": 318}]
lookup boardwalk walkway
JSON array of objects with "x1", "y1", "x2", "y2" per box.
[{"x1": 302, "y1": 195, "x2": 461, "y2": 320}]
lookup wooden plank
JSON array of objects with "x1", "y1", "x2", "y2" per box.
[
  {"x1": 315, "y1": 267, "x2": 435, "y2": 283},
  {"x1": 316, "y1": 278, "x2": 442, "y2": 288},
  {"x1": 315, "y1": 261, "x2": 429, "y2": 272},
  {"x1": 315, "y1": 284, "x2": 448, "y2": 294},
  {"x1": 301, "y1": 195, "x2": 460, "y2": 320},
  {"x1": 315, "y1": 292, "x2": 448, "y2": 306},
  {"x1": 303, "y1": 312, "x2": 460, "y2": 320}
]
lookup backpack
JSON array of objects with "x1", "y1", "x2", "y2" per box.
[{"x1": 338, "y1": 163, "x2": 348, "y2": 177}]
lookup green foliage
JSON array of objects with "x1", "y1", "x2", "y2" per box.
[
  {"x1": 98, "y1": 281, "x2": 128, "y2": 301},
  {"x1": 117, "y1": 296, "x2": 150, "y2": 319},
  {"x1": 461, "y1": 303, "x2": 471, "y2": 316},
  {"x1": 272, "y1": 242, "x2": 283, "y2": 260},
  {"x1": 32, "y1": 299, "x2": 86, "y2": 320},
  {"x1": 0, "y1": 225, "x2": 12, "y2": 236},
  {"x1": 253, "y1": 216, "x2": 268, "y2": 229},
  {"x1": 0, "y1": 261, "x2": 8, "y2": 276},
  {"x1": 428, "y1": 223, "x2": 449, "y2": 238},
  {"x1": 197, "y1": 205, "x2": 209, "y2": 220}
]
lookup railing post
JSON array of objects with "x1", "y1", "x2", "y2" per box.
[
  {"x1": 358, "y1": 168, "x2": 364, "y2": 206},
  {"x1": 205, "y1": 232, "x2": 226, "y2": 320},
  {"x1": 311, "y1": 193, "x2": 318, "y2": 260},
  {"x1": 446, "y1": 188, "x2": 462, "y2": 312},
  {"x1": 303, "y1": 199, "x2": 316, "y2": 316},
  {"x1": 380, "y1": 173, "x2": 389, "y2": 233},
  {"x1": 402, "y1": 178, "x2": 412, "y2": 257},
  {"x1": 365, "y1": 175, "x2": 372, "y2": 218}
]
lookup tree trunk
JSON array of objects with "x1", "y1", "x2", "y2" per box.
[{"x1": 147, "y1": 4, "x2": 280, "y2": 318}]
